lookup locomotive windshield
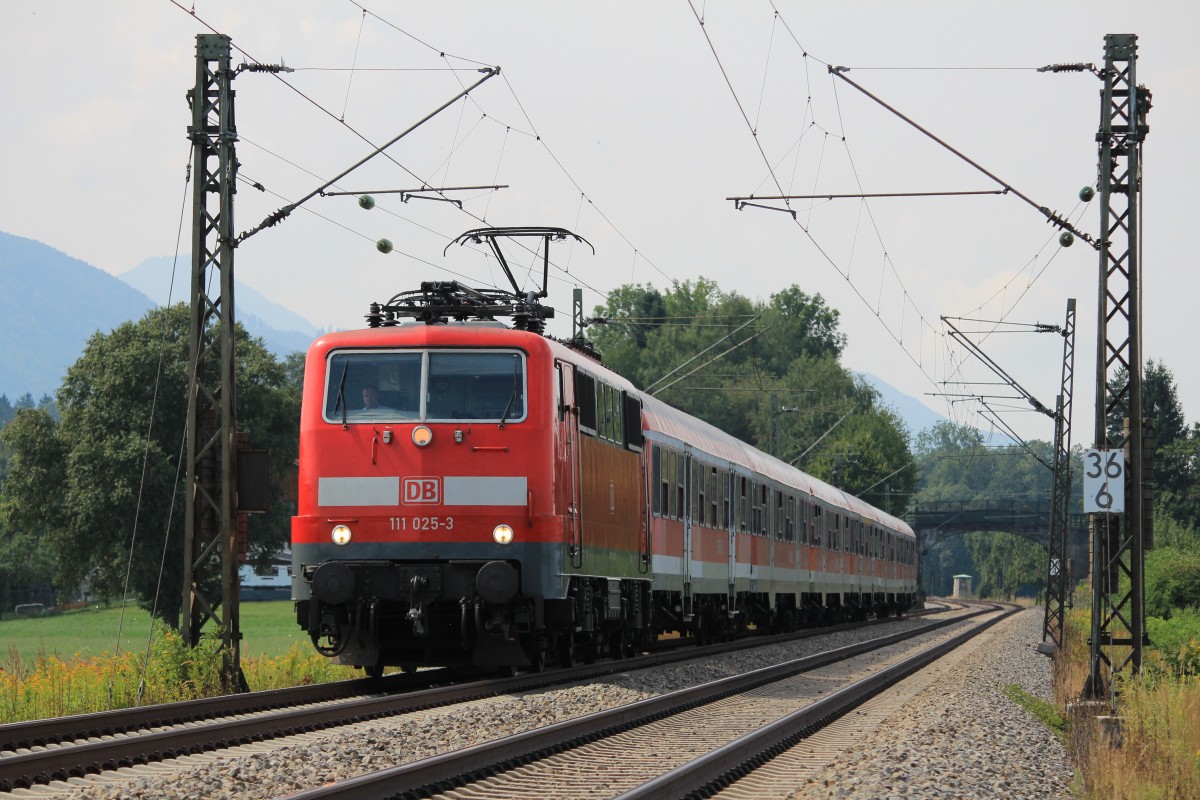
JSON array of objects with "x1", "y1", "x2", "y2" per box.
[{"x1": 324, "y1": 349, "x2": 526, "y2": 424}]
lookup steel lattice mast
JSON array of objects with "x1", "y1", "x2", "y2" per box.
[
  {"x1": 1041, "y1": 298, "x2": 1076, "y2": 653},
  {"x1": 1086, "y1": 33, "x2": 1152, "y2": 697},
  {"x1": 181, "y1": 33, "x2": 245, "y2": 690}
]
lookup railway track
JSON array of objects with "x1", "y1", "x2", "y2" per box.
[
  {"x1": 0, "y1": 604, "x2": 968, "y2": 795},
  {"x1": 281, "y1": 602, "x2": 1012, "y2": 800}
]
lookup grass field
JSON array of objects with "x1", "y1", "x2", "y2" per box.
[{"x1": 1, "y1": 600, "x2": 307, "y2": 663}]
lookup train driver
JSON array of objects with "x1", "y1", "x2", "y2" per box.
[{"x1": 361, "y1": 385, "x2": 391, "y2": 411}]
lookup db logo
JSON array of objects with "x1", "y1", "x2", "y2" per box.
[{"x1": 402, "y1": 477, "x2": 440, "y2": 505}]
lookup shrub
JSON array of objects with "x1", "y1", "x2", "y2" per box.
[
  {"x1": 1147, "y1": 609, "x2": 1200, "y2": 678},
  {"x1": 1144, "y1": 547, "x2": 1200, "y2": 619}
]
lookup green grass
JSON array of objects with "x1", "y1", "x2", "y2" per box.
[
  {"x1": 1003, "y1": 683, "x2": 1067, "y2": 740},
  {"x1": 0, "y1": 601, "x2": 306, "y2": 663}
]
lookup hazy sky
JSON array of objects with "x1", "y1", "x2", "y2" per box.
[{"x1": 3, "y1": 1, "x2": 1196, "y2": 445}]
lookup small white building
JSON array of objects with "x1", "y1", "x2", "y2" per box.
[
  {"x1": 952, "y1": 574, "x2": 974, "y2": 599},
  {"x1": 239, "y1": 554, "x2": 291, "y2": 601}
]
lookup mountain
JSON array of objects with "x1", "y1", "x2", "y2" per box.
[
  {"x1": 858, "y1": 372, "x2": 1011, "y2": 446},
  {"x1": 858, "y1": 372, "x2": 948, "y2": 438},
  {"x1": 0, "y1": 231, "x2": 155, "y2": 399},
  {"x1": 0, "y1": 233, "x2": 321, "y2": 402},
  {"x1": 118, "y1": 256, "x2": 318, "y2": 356}
]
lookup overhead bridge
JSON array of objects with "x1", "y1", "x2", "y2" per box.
[{"x1": 904, "y1": 499, "x2": 1088, "y2": 553}]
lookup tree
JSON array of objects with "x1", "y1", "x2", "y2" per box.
[
  {"x1": 0, "y1": 304, "x2": 300, "y2": 624},
  {"x1": 806, "y1": 404, "x2": 914, "y2": 517},
  {"x1": 964, "y1": 531, "x2": 1044, "y2": 599},
  {"x1": 589, "y1": 278, "x2": 915, "y2": 508},
  {"x1": 0, "y1": 406, "x2": 62, "y2": 607}
]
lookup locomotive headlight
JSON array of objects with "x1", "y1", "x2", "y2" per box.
[
  {"x1": 492, "y1": 524, "x2": 514, "y2": 545},
  {"x1": 411, "y1": 425, "x2": 433, "y2": 447},
  {"x1": 331, "y1": 524, "x2": 353, "y2": 546}
]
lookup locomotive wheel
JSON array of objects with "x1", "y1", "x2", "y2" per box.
[
  {"x1": 522, "y1": 633, "x2": 547, "y2": 673},
  {"x1": 363, "y1": 664, "x2": 384, "y2": 679},
  {"x1": 558, "y1": 636, "x2": 576, "y2": 668},
  {"x1": 311, "y1": 628, "x2": 347, "y2": 657},
  {"x1": 608, "y1": 629, "x2": 626, "y2": 660},
  {"x1": 696, "y1": 610, "x2": 713, "y2": 646}
]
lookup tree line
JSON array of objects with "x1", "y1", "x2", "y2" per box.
[
  {"x1": 0, "y1": 305, "x2": 300, "y2": 624},
  {"x1": 589, "y1": 279, "x2": 916, "y2": 516}
]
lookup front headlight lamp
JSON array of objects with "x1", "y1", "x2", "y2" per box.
[
  {"x1": 331, "y1": 524, "x2": 353, "y2": 546},
  {"x1": 492, "y1": 524, "x2": 514, "y2": 545}
]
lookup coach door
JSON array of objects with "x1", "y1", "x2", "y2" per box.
[
  {"x1": 726, "y1": 468, "x2": 737, "y2": 607},
  {"x1": 557, "y1": 361, "x2": 583, "y2": 569},
  {"x1": 682, "y1": 448, "x2": 694, "y2": 598}
]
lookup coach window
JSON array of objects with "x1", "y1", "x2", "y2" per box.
[
  {"x1": 676, "y1": 453, "x2": 686, "y2": 519},
  {"x1": 722, "y1": 474, "x2": 731, "y2": 529},
  {"x1": 622, "y1": 392, "x2": 643, "y2": 451},
  {"x1": 759, "y1": 484, "x2": 768, "y2": 537},
  {"x1": 736, "y1": 477, "x2": 747, "y2": 532},
  {"x1": 705, "y1": 465, "x2": 715, "y2": 527},
  {"x1": 652, "y1": 445, "x2": 662, "y2": 516},
  {"x1": 765, "y1": 486, "x2": 773, "y2": 537},
  {"x1": 758, "y1": 483, "x2": 767, "y2": 536},
  {"x1": 775, "y1": 491, "x2": 785, "y2": 541},
  {"x1": 606, "y1": 385, "x2": 623, "y2": 444},
  {"x1": 694, "y1": 462, "x2": 706, "y2": 525},
  {"x1": 596, "y1": 384, "x2": 609, "y2": 439},
  {"x1": 785, "y1": 495, "x2": 795, "y2": 542},
  {"x1": 325, "y1": 351, "x2": 422, "y2": 422},
  {"x1": 426, "y1": 351, "x2": 525, "y2": 423},
  {"x1": 666, "y1": 449, "x2": 677, "y2": 519},
  {"x1": 601, "y1": 384, "x2": 612, "y2": 439},
  {"x1": 596, "y1": 383, "x2": 610, "y2": 441},
  {"x1": 749, "y1": 482, "x2": 760, "y2": 536},
  {"x1": 662, "y1": 449, "x2": 673, "y2": 517}
]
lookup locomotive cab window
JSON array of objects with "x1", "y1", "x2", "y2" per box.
[{"x1": 324, "y1": 349, "x2": 526, "y2": 424}]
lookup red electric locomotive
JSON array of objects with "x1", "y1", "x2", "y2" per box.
[{"x1": 291, "y1": 228, "x2": 916, "y2": 674}]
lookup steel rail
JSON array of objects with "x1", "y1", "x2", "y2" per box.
[
  {"x1": 281, "y1": 605, "x2": 996, "y2": 800},
  {"x1": 1, "y1": 604, "x2": 944, "y2": 755},
  {"x1": 0, "y1": 667, "x2": 462, "y2": 754},
  {"x1": 0, "y1": 607, "x2": 951, "y2": 792},
  {"x1": 617, "y1": 604, "x2": 1019, "y2": 799}
]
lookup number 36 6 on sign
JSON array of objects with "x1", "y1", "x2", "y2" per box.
[{"x1": 1083, "y1": 448, "x2": 1125, "y2": 513}]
